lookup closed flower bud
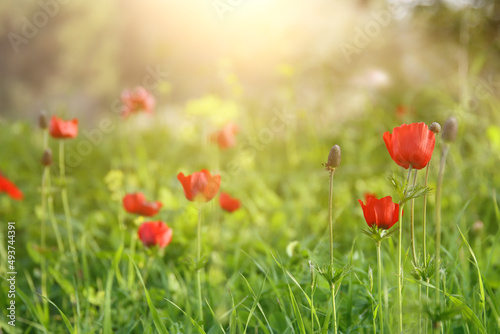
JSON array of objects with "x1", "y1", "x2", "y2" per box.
[
  {"x1": 442, "y1": 117, "x2": 458, "y2": 143},
  {"x1": 41, "y1": 149, "x2": 53, "y2": 166},
  {"x1": 325, "y1": 145, "x2": 341, "y2": 171},
  {"x1": 429, "y1": 122, "x2": 441, "y2": 134},
  {"x1": 39, "y1": 110, "x2": 48, "y2": 129}
]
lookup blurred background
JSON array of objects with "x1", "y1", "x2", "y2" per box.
[{"x1": 1, "y1": 0, "x2": 500, "y2": 127}]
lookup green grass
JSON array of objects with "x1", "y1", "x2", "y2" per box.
[{"x1": 0, "y1": 83, "x2": 500, "y2": 334}]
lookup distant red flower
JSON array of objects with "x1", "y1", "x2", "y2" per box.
[
  {"x1": 138, "y1": 221, "x2": 173, "y2": 248},
  {"x1": 358, "y1": 195, "x2": 400, "y2": 229},
  {"x1": 219, "y1": 192, "x2": 241, "y2": 212},
  {"x1": 121, "y1": 86, "x2": 155, "y2": 118},
  {"x1": 49, "y1": 116, "x2": 78, "y2": 139},
  {"x1": 211, "y1": 123, "x2": 238, "y2": 149},
  {"x1": 123, "y1": 193, "x2": 162, "y2": 216},
  {"x1": 0, "y1": 174, "x2": 23, "y2": 200},
  {"x1": 177, "y1": 170, "x2": 221, "y2": 203},
  {"x1": 395, "y1": 105, "x2": 408, "y2": 118},
  {"x1": 383, "y1": 122, "x2": 435, "y2": 170}
]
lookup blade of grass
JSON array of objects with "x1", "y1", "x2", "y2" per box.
[
  {"x1": 204, "y1": 298, "x2": 226, "y2": 334},
  {"x1": 165, "y1": 299, "x2": 206, "y2": 334},
  {"x1": 271, "y1": 251, "x2": 321, "y2": 329},
  {"x1": 17, "y1": 287, "x2": 48, "y2": 333},
  {"x1": 240, "y1": 273, "x2": 272, "y2": 334},
  {"x1": 39, "y1": 294, "x2": 74, "y2": 333},
  {"x1": 486, "y1": 190, "x2": 500, "y2": 273},
  {"x1": 483, "y1": 279, "x2": 500, "y2": 328},
  {"x1": 288, "y1": 285, "x2": 306, "y2": 334},
  {"x1": 405, "y1": 277, "x2": 487, "y2": 334},
  {"x1": 130, "y1": 256, "x2": 169, "y2": 334},
  {"x1": 457, "y1": 225, "x2": 486, "y2": 326}
]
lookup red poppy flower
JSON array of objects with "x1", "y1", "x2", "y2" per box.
[
  {"x1": 383, "y1": 122, "x2": 435, "y2": 170},
  {"x1": 123, "y1": 193, "x2": 162, "y2": 216},
  {"x1": 219, "y1": 192, "x2": 241, "y2": 212},
  {"x1": 49, "y1": 116, "x2": 78, "y2": 139},
  {"x1": 358, "y1": 195, "x2": 400, "y2": 229},
  {"x1": 211, "y1": 123, "x2": 238, "y2": 149},
  {"x1": 121, "y1": 86, "x2": 155, "y2": 118},
  {"x1": 138, "y1": 221, "x2": 173, "y2": 248},
  {"x1": 0, "y1": 174, "x2": 23, "y2": 200},
  {"x1": 177, "y1": 170, "x2": 221, "y2": 203}
]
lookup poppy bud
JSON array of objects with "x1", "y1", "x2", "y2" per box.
[
  {"x1": 39, "y1": 110, "x2": 48, "y2": 129},
  {"x1": 41, "y1": 149, "x2": 53, "y2": 166},
  {"x1": 441, "y1": 117, "x2": 458, "y2": 143},
  {"x1": 429, "y1": 122, "x2": 441, "y2": 134},
  {"x1": 325, "y1": 145, "x2": 341, "y2": 171}
]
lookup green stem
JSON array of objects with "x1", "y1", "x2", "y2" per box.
[
  {"x1": 377, "y1": 242, "x2": 384, "y2": 334},
  {"x1": 328, "y1": 169, "x2": 337, "y2": 334},
  {"x1": 418, "y1": 284, "x2": 422, "y2": 334},
  {"x1": 197, "y1": 205, "x2": 204, "y2": 324},
  {"x1": 328, "y1": 170, "x2": 335, "y2": 270},
  {"x1": 47, "y1": 169, "x2": 65, "y2": 253},
  {"x1": 426, "y1": 279, "x2": 430, "y2": 334},
  {"x1": 311, "y1": 293, "x2": 315, "y2": 334},
  {"x1": 40, "y1": 131, "x2": 49, "y2": 323},
  {"x1": 127, "y1": 228, "x2": 137, "y2": 288},
  {"x1": 435, "y1": 145, "x2": 450, "y2": 304},
  {"x1": 397, "y1": 204, "x2": 404, "y2": 334},
  {"x1": 423, "y1": 161, "x2": 431, "y2": 265},
  {"x1": 332, "y1": 283, "x2": 337, "y2": 334},
  {"x1": 60, "y1": 141, "x2": 78, "y2": 263},
  {"x1": 398, "y1": 165, "x2": 412, "y2": 334},
  {"x1": 410, "y1": 169, "x2": 418, "y2": 265}
]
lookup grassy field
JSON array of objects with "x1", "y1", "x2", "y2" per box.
[{"x1": 0, "y1": 80, "x2": 499, "y2": 334}]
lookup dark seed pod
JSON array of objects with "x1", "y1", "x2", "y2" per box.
[
  {"x1": 441, "y1": 117, "x2": 458, "y2": 143},
  {"x1": 429, "y1": 122, "x2": 441, "y2": 134},
  {"x1": 41, "y1": 148, "x2": 52, "y2": 166},
  {"x1": 39, "y1": 110, "x2": 48, "y2": 129},
  {"x1": 325, "y1": 145, "x2": 341, "y2": 171}
]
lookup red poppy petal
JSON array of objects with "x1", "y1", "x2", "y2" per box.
[{"x1": 177, "y1": 172, "x2": 194, "y2": 201}]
